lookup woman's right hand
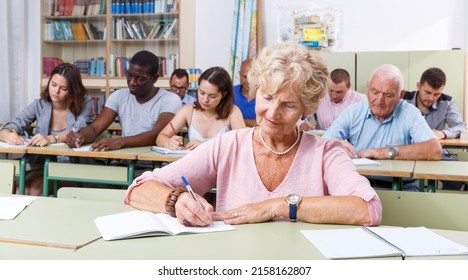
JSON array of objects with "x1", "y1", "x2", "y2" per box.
[
  {"x1": 175, "y1": 192, "x2": 214, "y2": 227},
  {"x1": 167, "y1": 135, "x2": 184, "y2": 150},
  {"x1": 6, "y1": 130, "x2": 24, "y2": 145},
  {"x1": 341, "y1": 140, "x2": 358, "y2": 158}
]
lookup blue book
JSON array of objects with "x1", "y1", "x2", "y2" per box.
[
  {"x1": 89, "y1": 59, "x2": 97, "y2": 77},
  {"x1": 125, "y1": 0, "x2": 131, "y2": 14},
  {"x1": 111, "y1": 0, "x2": 116, "y2": 14}
]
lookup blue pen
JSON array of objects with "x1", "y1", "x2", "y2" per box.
[
  {"x1": 339, "y1": 131, "x2": 347, "y2": 141},
  {"x1": 181, "y1": 176, "x2": 205, "y2": 210}
]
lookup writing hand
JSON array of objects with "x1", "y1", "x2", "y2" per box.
[
  {"x1": 175, "y1": 192, "x2": 213, "y2": 227},
  {"x1": 340, "y1": 140, "x2": 358, "y2": 158},
  {"x1": 7, "y1": 130, "x2": 25, "y2": 145},
  {"x1": 167, "y1": 135, "x2": 184, "y2": 150},
  {"x1": 66, "y1": 131, "x2": 84, "y2": 148}
]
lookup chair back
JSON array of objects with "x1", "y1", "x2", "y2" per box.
[
  {"x1": 0, "y1": 162, "x2": 15, "y2": 194},
  {"x1": 377, "y1": 189, "x2": 468, "y2": 231},
  {"x1": 57, "y1": 187, "x2": 126, "y2": 203}
]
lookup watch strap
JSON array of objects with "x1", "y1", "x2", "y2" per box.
[{"x1": 289, "y1": 203, "x2": 298, "y2": 222}]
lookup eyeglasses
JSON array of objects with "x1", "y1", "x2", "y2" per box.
[{"x1": 170, "y1": 85, "x2": 188, "y2": 92}]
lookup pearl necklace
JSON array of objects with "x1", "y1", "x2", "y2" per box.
[{"x1": 258, "y1": 127, "x2": 301, "y2": 156}]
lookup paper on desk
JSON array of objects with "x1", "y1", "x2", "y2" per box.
[
  {"x1": 352, "y1": 158, "x2": 381, "y2": 166},
  {"x1": 72, "y1": 145, "x2": 93, "y2": 152},
  {"x1": 0, "y1": 141, "x2": 65, "y2": 148},
  {"x1": 151, "y1": 146, "x2": 190, "y2": 155},
  {"x1": 0, "y1": 141, "x2": 27, "y2": 148},
  {"x1": 0, "y1": 196, "x2": 37, "y2": 220}
]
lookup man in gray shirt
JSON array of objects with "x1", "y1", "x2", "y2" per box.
[
  {"x1": 403, "y1": 67, "x2": 466, "y2": 139},
  {"x1": 404, "y1": 67, "x2": 467, "y2": 190},
  {"x1": 66, "y1": 50, "x2": 181, "y2": 151}
]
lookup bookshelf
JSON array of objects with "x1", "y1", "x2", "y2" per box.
[{"x1": 40, "y1": 0, "x2": 195, "y2": 114}]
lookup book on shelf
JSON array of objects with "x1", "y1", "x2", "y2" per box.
[
  {"x1": 71, "y1": 22, "x2": 88, "y2": 40},
  {"x1": 301, "y1": 227, "x2": 468, "y2": 259},
  {"x1": 160, "y1": 18, "x2": 177, "y2": 39},
  {"x1": 95, "y1": 211, "x2": 235, "y2": 241},
  {"x1": 73, "y1": 59, "x2": 90, "y2": 76},
  {"x1": 151, "y1": 146, "x2": 190, "y2": 155},
  {"x1": 43, "y1": 57, "x2": 64, "y2": 76},
  {"x1": 155, "y1": 22, "x2": 172, "y2": 39}
]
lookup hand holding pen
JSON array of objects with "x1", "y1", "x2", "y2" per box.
[
  {"x1": 9, "y1": 129, "x2": 25, "y2": 145},
  {"x1": 167, "y1": 123, "x2": 184, "y2": 150},
  {"x1": 339, "y1": 131, "x2": 358, "y2": 159},
  {"x1": 178, "y1": 176, "x2": 213, "y2": 227}
]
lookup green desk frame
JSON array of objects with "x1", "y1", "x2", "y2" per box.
[{"x1": 42, "y1": 157, "x2": 136, "y2": 197}]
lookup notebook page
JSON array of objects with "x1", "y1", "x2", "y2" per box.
[
  {"x1": 367, "y1": 227, "x2": 468, "y2": 256},
  {"x1": 301, "y1": 228, "x2": 401, "y2": 259},
  {"x1": 95, "y1": 211, "x2": 170, "y2": 241},
  {"x1": 156, "y1": 213, "x2": 235, "y2": 235}
]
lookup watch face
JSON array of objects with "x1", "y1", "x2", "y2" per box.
[
  {"x1": 287, "y1": 194, "x2": 302, "y2": 204},
  {"x1": 389, "y1": 147, "x2": 398, "y2": 157}
]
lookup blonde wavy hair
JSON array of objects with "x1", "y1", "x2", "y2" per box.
[{"x1": 248, "y1": 42, "x2": 329, "y2": 114}]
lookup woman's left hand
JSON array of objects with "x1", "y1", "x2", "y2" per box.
[
  {"x1": 27, "y1": 134, "x2": 52, "y2": 147},
  {"x1": 213, "y1": 199, "x2": 280, "y2": 225},
  {"x1": 183, "y1": 139, "x2": 203, "y2": 150}
]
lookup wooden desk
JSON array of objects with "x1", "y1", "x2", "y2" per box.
[
  {"x1": 439, "y1": 138, "x2": 468, "y2": 148},
  {"x1": 26, "y1": 144, "x2": 151, "y2": 196},
  {"x1": 413, "y1": 161, "x2": 468, "y2": 192},
  {"x1": 356, "y1": 160, "x2": 416, "y2": 190}
]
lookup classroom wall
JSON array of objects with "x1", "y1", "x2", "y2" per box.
[{"x1": 262, "y1": 0, "x2": 466, "y2": 52}]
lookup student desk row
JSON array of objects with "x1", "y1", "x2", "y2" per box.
[
  {"x1": 357, "y1": 160, "x2": 468, "y2": 192},
  {"x1": 3, "y1": 144, "x2": 467, "y2": 195},
  {"x1": 1, "y1": 195, "x2": 468, "y2": 260},
  {"x1": 0, "y1": 144, "x2": 184, "y2": 196}
]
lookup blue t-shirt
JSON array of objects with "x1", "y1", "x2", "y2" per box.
[
  {"x1": 233, "y1": 84, "x2": 256, "y2": 119},
  {"x1": 323, "y1": 100, "x2": 436, "y2": 151}
]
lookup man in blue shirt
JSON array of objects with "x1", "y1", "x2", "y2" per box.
[
  {"x1": 233, "y1": 59, "x2": 256, "y2": 126},
  {"x1": 324, "y1": 64, "x2": 442, "y2": 191}
]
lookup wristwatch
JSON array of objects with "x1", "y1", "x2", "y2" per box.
[
  {"x1": 388, "y1": 146, "x2": 398, "y2": 160},
  {"x1": 285, "y1": 194, "x2": 302, "y2": 222}
]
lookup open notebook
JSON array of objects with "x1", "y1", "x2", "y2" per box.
[
  {"x1": 151, "y1": 146, "x2": 190, "y2": 155},
  {"x1": 301, "y1": 227, "x2": 468, "y2": 259},
  {"x1": 95, "y1": 211, "x2": 235, "y2": 241}
]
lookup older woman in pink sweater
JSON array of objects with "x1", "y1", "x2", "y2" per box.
[{"x1": 125, "y1": 42, "x2": 382, "y2": 227}]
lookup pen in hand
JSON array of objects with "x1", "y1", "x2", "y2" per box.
[
  {"x1": 181, "y1": 176, "x2": 205, "y2": 211},
  {"x1": 339, "y1": 131, "x2": 358, "y2": 159},
  {"x1": 170, "y1": 123, "x2": 184, "y2": 148}
]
